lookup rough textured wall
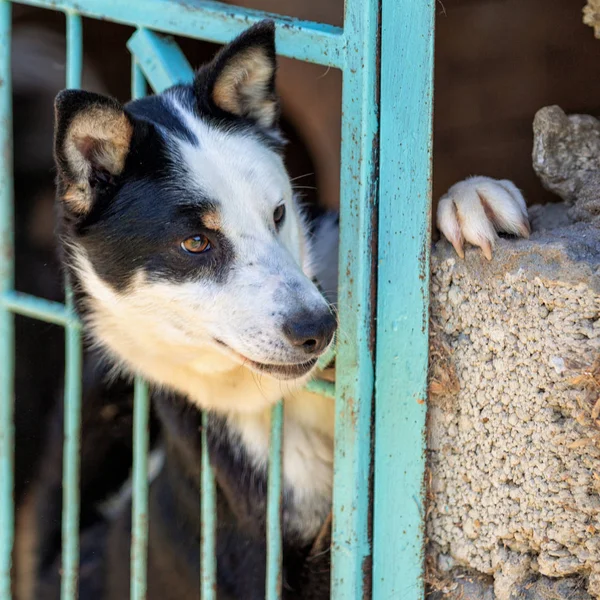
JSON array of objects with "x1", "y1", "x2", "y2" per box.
[
  {"x1": 532, "y1": 106, "x2": 600, "y2": 225},
  {"x1": 427, "y1": 223, "x2": 600, "y2": 599},
  {"x1": 584, "y1": 0, "x2": 600, "y2": 38}
]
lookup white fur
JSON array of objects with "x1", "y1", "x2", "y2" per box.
[
  {"x1": 227, "y1": 387, "x2": 334, "y2": 541},
  {"x1": 437, "y1": 176, "x2": 530, "y2": 260}
]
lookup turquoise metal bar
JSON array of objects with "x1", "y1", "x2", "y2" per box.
[
  {"x1": 129, "y1": 61, "x2": 152, "y2": 600},
  {"x1": 331, "y1": 0, "x2": 380, "y2": 596},
  {"x1": 66, "y1": 12, "x2": 82, "y2": 86},
  {"x1": 128, "y1": 29, "x2": 194, "y2": 94},
  {"x1": 304, "y1": 378, "x2": 335, "y2": 400},
  {"x1": 372, "y1": 1, "x2": 434, "y2": 597},
  {"x1": 266, "y1": 402, "x2": 283, "y2": 600},
  {"x1": 61, "y1": 12, "x2": 84, "y2": 600},
  {"x1": 200, "y1": 412, "x2": 217, "y2": 600},
  {"x1": 13, "y1": 0, "x2": 345, "y2": 68},
  {"x1": 132, "y1": 55, "x2": 148, "y2": 99},
  {"x1": 130, "y1": 377, "x2": 150, "y2": 600},
  {"x1": 0, "y1": 2, "x2": 13, "y2": 598},
  {"x1": 1, "y1": 291, "x2": 79, "y2": 328},
  {"x1": 305, "y1": 335, "x2": 336, "y2": 398}
]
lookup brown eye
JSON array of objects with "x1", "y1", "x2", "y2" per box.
[
  {"x1": 273, "y1": 204, "x2": 286, "y2": 227},
  {"x1": 181, "y1": 235, "x2": 211, "y2": 254}
]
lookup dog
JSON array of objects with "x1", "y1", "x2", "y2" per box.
[{"x1": 24, "y1": 19, "x2": 531, "y2": 599}]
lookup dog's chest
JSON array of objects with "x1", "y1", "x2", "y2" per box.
[
  {"x1": 156, "y1": 388, "x2": 334, "y2": 545},
  {"x1": 225, "y1": 389, "x2": 335, "y2": 541}
]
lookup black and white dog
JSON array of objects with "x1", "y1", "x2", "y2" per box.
[{"x1": 26, "y1": 20, "x2": 530, "y2": 599}]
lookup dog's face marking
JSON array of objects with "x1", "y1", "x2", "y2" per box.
[{"x1": 54, "y1": 22, "x2": 335, "y2": 413}]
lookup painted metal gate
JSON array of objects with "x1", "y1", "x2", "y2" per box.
[{"x1": 0, "y1": 0, "x2": 434, "y2": 598}]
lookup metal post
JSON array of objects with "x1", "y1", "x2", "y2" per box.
[
  {"x1": 266, "y1": 402, "x2": 284, "y2": 600},
  {"x1": 130, "y1": 376, "x2": 150, "y2": 600},
  {"x1": 61, "y1": 11, "x2": 84, "y2": 600},
  {"x1": 200, "y1": 411, "x2": 217, "y2": 600},
  {"x1": 0, "y1": 2, "x2": 13, "y2": 598},
  {"x1": 372, "y1": 1, "x2": 435, "y2": 597},
  {"x1": 331, "y1": 0, "x2": 380, "y2": 596}
]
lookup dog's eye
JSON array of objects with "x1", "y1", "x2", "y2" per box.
[
  {"x1": 181, "y1": 235, "x2": 211, "y2": 254},
  {"x1": 273, "y1": 204, "x2": 286, "y2": 227}
]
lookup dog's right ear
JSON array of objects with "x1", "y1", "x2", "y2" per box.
[
  {"x1": 198, "y1": 20, "x2": 279, "y2": 130},
  {"x1": 54, "y1": 90, "x2": 134, "y2": 215}
]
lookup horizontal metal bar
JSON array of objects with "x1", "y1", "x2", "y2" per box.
[
  {"x1": 0, "y1": 291, "x2": 79, "y2": 328},
  {"x1": 305, "y1": 379, "x2": 335, "y2": 399},
  {"x1": 11, "y1": 0, "x2": 345, "y2": 68}
]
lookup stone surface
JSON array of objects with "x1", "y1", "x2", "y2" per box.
[
  {"x1": 428, "y1": 571, "x2": 593, "y2": 600},
  {"x1": 428, "y1": 218, "x2": 600, "y2": 598},
  {"x1": 532, "y1": 106, "x2": 600, "y2": 224},
  {"x1": 584, "y1": 0, "x2": 600, "y2": 38}
]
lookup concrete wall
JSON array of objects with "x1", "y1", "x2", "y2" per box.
[{"x1": 428, "y1": 221, "x2": 600, "y2": 599}]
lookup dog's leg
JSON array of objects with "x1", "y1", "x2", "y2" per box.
[{"x1": 437, "y1": 176, "x2": 531, "y2": 260}]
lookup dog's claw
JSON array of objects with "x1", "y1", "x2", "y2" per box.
[
  {"x1": 519, "y1": 220, "x2": 531, "y2": 239},
  {"x1": 437, "y1": 176, "x2": 529, "y2": 261},
  {"x1": 480, "y1": 239, "x2": 493, "y2": 261},
  {"x1": 450, "y1": 236, "x2": 465, "y2": 259}
]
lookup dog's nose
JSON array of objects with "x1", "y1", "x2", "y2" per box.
[{"x1": 283, "y1": 310, "x2": 336, "y2": 356}]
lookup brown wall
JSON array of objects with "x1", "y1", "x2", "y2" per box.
[{"x1": 13, "y1": 0, "x2": 600, "y2": 211}]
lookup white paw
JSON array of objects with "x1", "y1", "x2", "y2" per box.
[{"x1": 437, "y1": 176, "x2": 530, "y2": 261}]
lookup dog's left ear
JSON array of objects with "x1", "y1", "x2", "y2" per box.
[
  {"x1": 54, "y1": 90, "x2": 134, "y2": 214},
  {"x1": 198, "y1": 20, "x2": 279, "y2": 129}
]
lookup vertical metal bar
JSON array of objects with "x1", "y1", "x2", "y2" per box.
[
  {"x1": 331, "y1": 0, "x2": 380, "y2": 596},
  {"x1": 200, "y1": 412, "x2": 217, "y2": 600},
  {"x1": 266, "y1": 402, "x2": 283, "y2": 600},
  {"x1": 0, "y1": 3, "x2": 13, "y2": 598},
  {"x1": 372, "y1": 1, "x2": 435, "y2": 598},
  {"x1": 130, "y1": 377, "x2": 150, "y2": 600},
  {"x1": 129, "y1": 60, "x2": 151, "y2": 600},
  {"x1": 61, "y1": 12, "x2": 83, "y2": 600}
]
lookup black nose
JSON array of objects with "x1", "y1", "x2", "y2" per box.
[{"x1": 283, "y1": 310, "x2": 336, "y2": 356}]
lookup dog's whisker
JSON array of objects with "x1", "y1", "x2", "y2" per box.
[{"x1": 289, "y1": 172, "x2": 315, "y2": 182}]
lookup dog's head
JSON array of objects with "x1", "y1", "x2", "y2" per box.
[{"x1": 53, "y1": 21, "x2": 335, "y2": 413}]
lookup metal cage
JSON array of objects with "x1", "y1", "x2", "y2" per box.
[{"x1": 0, "y1": 0, "x2": 434, "y2": 598}]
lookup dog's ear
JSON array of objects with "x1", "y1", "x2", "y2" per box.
[
  {"x1": 198, "y1": 20, "x2": 279, "y2": 129},
  {"x1": 54, "y1": 90, "x2": 134, "y2": 214}
]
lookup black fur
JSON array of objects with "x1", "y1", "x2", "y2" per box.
[
  {"x1": 33, "y1": 389, "x2": 332, "y2": 599},
  {"x1": 126, "y1": 94, "x2": 198, "y2": 145}
]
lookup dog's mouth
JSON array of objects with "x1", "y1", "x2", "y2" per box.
[{"x1": 214, "y1": 339, "x2": 318, "y2": 381}]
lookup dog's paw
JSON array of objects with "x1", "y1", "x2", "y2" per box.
[{"x1": 437, "y1": 176, "x2": 530, "y2": 260}]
